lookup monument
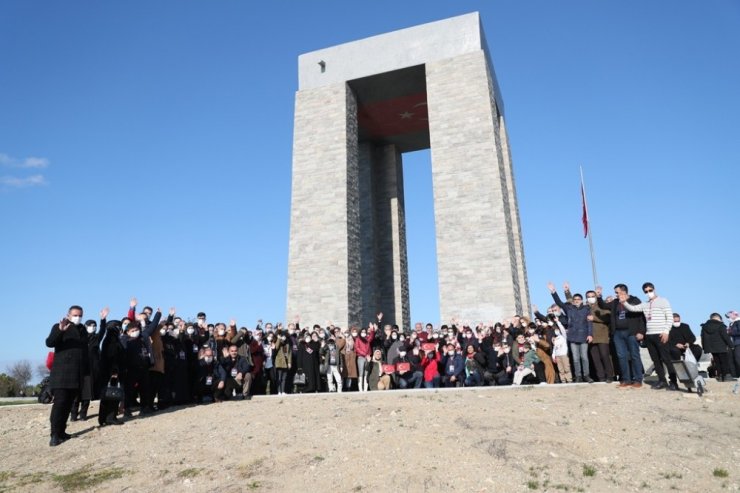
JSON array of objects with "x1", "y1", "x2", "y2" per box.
[{"x1": 286, "y1": 12, "x2": 529, "y2": 330}]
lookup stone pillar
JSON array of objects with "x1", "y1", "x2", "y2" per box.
[
  {"x1": 372, "y1": 144, "x2": 410, "y2": 331},
  {"x1": 426, "y1": 50, "x2": 521, "y2": 322},
  {"x1": 286, "y1": 83, "x2": 361, "y2": 329}
]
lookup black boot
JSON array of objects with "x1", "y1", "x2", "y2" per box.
[{"x1": 79, "y1": 401, "x2": 89, "y2": 421}]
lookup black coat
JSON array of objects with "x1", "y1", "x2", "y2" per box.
[
  {"x1": 701, "y1": 319, "x2": 732, "y2": 353},
  {"x1": 46, "y1": 322, "x2": 89, "y2": 390},
  {"x1": 669, "y1": 323, "x2": 696, "y2": 347},
  {"x1": 99, "y1": 322, "x2": 125, "y2": 385}
]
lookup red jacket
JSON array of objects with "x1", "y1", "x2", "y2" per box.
[
  {"x1": 354, "y1": 330, "x2": 375, "y2": 358},
  {"x1": 421, "y1": 351, "x2": 441, "y2": 382},
  {"x1": 249, "y1": 339, "x2": 264, "y2": 376}
]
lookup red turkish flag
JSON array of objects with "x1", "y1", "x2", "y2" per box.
[{"x1": 357, "y1": 92, "x2": 429, "y2": 139}]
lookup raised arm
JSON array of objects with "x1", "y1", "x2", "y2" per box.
[
  {"x1": 548, "y1": 282, "x2": 567, "y2": 311},
  {"x1": 142, "y1": 308, "x2": 162, "y2": 338}
]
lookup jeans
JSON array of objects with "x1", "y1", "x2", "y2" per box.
[
  {"x1": 276, "y1": 368, "x2": 289, "y2": 394},
  {"x1": 326, "y1": 365, "x2": 342, "y2": 392},
  {"x1": 570, "y1": 342, "x2": 590, "y2": 379},
  {"x1": 613, "y1": 329, "x2": 643, "y2": 383},
  {"x1": 465, "y1": 371, "x2": 482, "y2": 387},
  {"x1": 423, "y1": 376, "x2": 440, "y2": 388},
  {"x1": 398, "y1": 371, "x2": 422, "y2": 389}
]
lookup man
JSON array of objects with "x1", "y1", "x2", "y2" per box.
[
  {"x1": 548, "y1": 282, "x2": 594, "y2": 383},
  {"x1": 701, "y1": 313, "x2": 733, "y2": 381},
  {"x1": 621, "y1": 282, "x2": 677, "y2": 390},
  {"x1": 727, "y1": 311, "x2": 740, "y2": 378},
  {"x1": 597, "y1": 284, "x2": 646, "y2": 388},
  {"x1": 669, "y1": 313, "x2": 702, "y2": 363},
  {"x1": 196, "y1": 348, "x2": 218, "y2": 403},
  {"x1": 46, "y1": 305, "x2": 88, "y2": 446},
  {"x1": 216, "y1": 344, "x2": 252, "y2": 401},
  {"x1": 584, "y1": 289, "x2": 614, "y2": 383},
  {"x1": 392, "y1": 346, "x2": 422, "y2": 389},
  {"x1": 121, "y1": 307, "x2": 161, "y2": 416},
  {"x1": 441, "y1": 343, "x2": 465, "y2": 387}
]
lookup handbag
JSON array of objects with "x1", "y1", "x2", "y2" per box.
[
  {"x1": 102, "y1": 378, "x2": 124, "y2": 402},
  {"x1": 293, "y1": 369, "x2": 306, "y2": 386}
]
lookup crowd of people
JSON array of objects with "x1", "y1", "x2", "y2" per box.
[{"x1": 44, "y1": 282, "x2": 740, "y2": 447}]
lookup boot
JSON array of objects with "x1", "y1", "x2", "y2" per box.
[
  {"x1": 79, "y1": 401, "x2": 89, "y2": 421},
  {"x1": 70, "y1": 400, "x2": 80, "y2": 422}
]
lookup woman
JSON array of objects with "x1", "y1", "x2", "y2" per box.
[
  {"x1": 341, "y1": 328, "x2": 358, "y2": 391},
  {"x1": 420, "y1": 348, "x2": 441, "y2": 388},
  {"x1": 98, "y1": 317, "x2": 125, "y2": 426},
  {"x1": 297, "y1": 332, "x2": 321, "y2": 393},
  {"x1": 273, "y1": 330, "x2": 292, "y2": 396},
  {"x1": 353, "y1": 324, "x2": 375, "y2": 392},
  {"x1": 463, "y1": 344, "x2": 485, "y2": 387},
  {"x1": 366, "y1": 349, "x2": 391, "y2": 390}
]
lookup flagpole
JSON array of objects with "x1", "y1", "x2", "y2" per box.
[{"x1": 581, "y1": 165, "x2": 599, "y2": 287}]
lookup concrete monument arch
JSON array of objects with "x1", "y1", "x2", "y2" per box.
[{"x1": 286, "y1": 12, "x2": 529, "y2": 330}]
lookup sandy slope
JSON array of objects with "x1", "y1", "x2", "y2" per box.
[{"x1": 0, "y1": 381, "x2": 738, "y2": 493}]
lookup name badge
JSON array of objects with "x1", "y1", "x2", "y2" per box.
[
  {"x1": 449, "y1": 365, "x2": 455, "y2": 372},
  {"x1": 618, "y1": 310, "x2": 626, "y2": 320},
  {"x1": 179, "y1": 351, "x2": 186, "y2": 360},
  {"x1": 205, "y1": 376, "x2": 213, "y2": 386},
  {"x1": 193, "y1": 345, "x2": 198, "y2": 353},
  {"x1": 231, "y1": 368, "x2": 238, "y2": 377}
]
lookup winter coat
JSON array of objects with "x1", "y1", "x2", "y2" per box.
[
  {"x1": 46, "y1": 322, "x2": 89, "y2": 390},
  {"x1": 420, "y1": 351, "x2": 441, "y2": 382},
  {"x1": 552, "y1": 292, "x2": 592, "y2": 343},
  {"x1": 342, "y1": 336, "x2": 358, "y2": 379},
  {"x1": 729, "y1": 320, "x2": 740, "y2": 346},
  {"x1": 588, "y1": 304, "x2": 611, "y2": 344},
  {"x1": 354, "y1": 331, "x2": 375, "y2": 359},
  {"x1": 274, "y1": 337, "x2": 292, "y2": 369},
  {"x1": 700, "y1": 319, "x2": 732, "y2": 353}
]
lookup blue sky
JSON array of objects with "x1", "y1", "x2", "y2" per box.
[{"x1": 1, "y1": 1, "x2": 739, "y2": 374}]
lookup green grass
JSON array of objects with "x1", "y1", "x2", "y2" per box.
[
  {"x1": 177, "y1": 468, "x2": 202, "y2": 479},
  {"x1": 52, "y1": 467, "x2": 125, "y2": 492},
  {"x1": 713, "y1": 468, "x2": 729, "y2": 478},
  {"x1": 527, "y1": 480, "x2": 539, "y2": 490},
  {"x1": 582, "y1": 465, "x2": 596, "y2": 477},
  {"x1": 660, "y1": 472, "x2": 683, "y2": 479},
  {"x1": 247, "y1": 480, "x2": 261, "y2": 490},
  {"x1": 0, "y1": 400, "x2": 36, "y2": 407}
]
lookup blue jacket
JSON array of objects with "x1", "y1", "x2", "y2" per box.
[
  {"x1": 442, "y1": 353, "x2": 465, "y2": 379},
  {"x1": 729, "y1": 320, "x2": 740, "y2": 346},
  {"x1": 552, "y1": 292, "x2": 593, "y2": 343},
  {"x1": 216, "y1": 355, "x2": 252, "y2": 382}
]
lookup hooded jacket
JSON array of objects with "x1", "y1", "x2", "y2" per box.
[{"x1": 700, "y1": 319, "x2": 732, "y2": 354}]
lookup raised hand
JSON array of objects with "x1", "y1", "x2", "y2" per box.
[
  {"x1": 59, "y1": 317, "x2": 70, "y2": 332},
  {"x1": 563, "y1": 281, "x2": 570, "y2": 292},
  {"x1": 100, "y1": 307, "x2": 110, "y2": 320},
  {"x1": 230, "y1": 319, "x2": 237, "y2": 327},
  {"x1": 130, "y1": 297, "x2": 137, "y2": 308},
  {"x1": 595, "y1": 285, "x2": 603, "y2": 297},
  {"x1": 532, "y1": 304, "x2": 539, "y2": 313},
  {"x1": 547, "y1": 282, "x2": 556, "y2": 293},
  {"x1": 169, "y1": 307, "x2": 176, "y2": 316},
  {"x1": 377, "y1": 312, "x2": 383, "y2": 321}
]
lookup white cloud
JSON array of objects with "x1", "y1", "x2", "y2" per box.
[
  {"x1": 0, "y1": 152, "x2": 50, "y2": 169},
  {"x1": 0, "y1": 174, "x2": 47, "y2": 188}
]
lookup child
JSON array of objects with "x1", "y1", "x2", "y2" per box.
[
  {"x1": 551, "y1": 322, "x2": 572, "y2": 383},
  {"x1": 513, "y1": 342, "x2": 540, "y2": 385}
]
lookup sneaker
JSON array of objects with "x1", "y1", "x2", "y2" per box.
[
  {"x1": 631, "y1": 382, "x2": 643, "y2": 389},
  {"x1": 652, "y1": 381, "x2": 668, "y2": 390},
  {"x1": 668, "y1": 382, "x2": 679, "y2": 391}
]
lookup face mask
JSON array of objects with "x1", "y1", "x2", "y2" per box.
[
  {"x1": 170, "y1": 330, "x2": 179, "y2": 338},
  {"x1": 351, "y1": 332, "x2": 358, "y2": 338},
  {"x1": 399, "y1": 337, "x2": 405, "y2": 342},
  {"x1": 672, "y1": 322, "x2": 680, "y2": 328},
  {"x1": 266, "y1": 336, "x2": 273, "y2": 341},
  {"x1": 304, "y1": 337, "x2": 311, "y2": 343},
  {"x1": 160, "y1": 328, "x2": 167, "y2": 336},
  {"x1": 548, "y1": 321, "x2": 554, "y2": 327},
  {"x1": 391, "y1": 334, "x2": 398, "y2": 340},
  {"x1": 465, "y1": 333, "x2": 472, "y2": 338},
  {"x1": 204, "y1": 357, "x2": 213, "y2": 364},
  {"x1": 412, "y1": 348, "x2": 419, "y2": 355},
  {"x1": 288, "y1": 329, "x2": 295, "y2": 335},
  {"x1": 70, "y1": 316, "x2": 81, "y2": 325},
  {"x1": 186, "y1": 328, "x2": 195, "y2": 335},
  {"x1": 360, "y1": 332, "x2": 366, "y2": 338},
  {"x1": 86, "y1": 326, "x2": 95, "y2": 334},
  {"x1": 504, "y1": 348, "x2": 510, "y2": 353},
  {"x1": 552, "y1": 311, "x2": 561, "y2": 317},
  {"x1": 218, "y1": 330, "x2": 225, "y2": 336},
  {"x1": 587, "y1": 297, "x2": 597, "y2": 304},
  {"x1": 554, "y1": 330, "x2": 561, "y2": 336},
  {"x1": 279, "y1": 336, "x2": 286, "y2": 341},
  {"x1": 646, "y1": 292, "x2": 656, "y2": 300},
  {"x1": 399, "y1": 351, "x2": 406, "y2": 357},
  {"x1": 129, "y1": 331, "x2": 140, "y2": 339}
]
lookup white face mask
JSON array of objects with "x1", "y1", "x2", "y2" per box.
[
  {"x1": 399, "y1": 351, "x2": 406, "y2": 357},
  {"x1": 218, "y1": 330, "x2": 225, "y2": 336},
  {"x1": 646, "y1": 291, "x2": 656, "y2": 300},
  {"x1": 186, "y1": 328, "x2": 195, "y2": 335},
  {"x1": 304, "y1": 337, "x2": 311, "y2": 343},
  {"x1": 129, "y1": 330, "x2": 140, "y2": 339},
  {"x1": 86, "y1": 326, "x2": 96, "y2": 334},
  {"x1": 160, "y1": 328, "x2": 167, "y2": 336},
  {"x1": 587, "y1": 297, "x2": 597, "y2": 304},
  {"x1": 204, "y1": 357, "x2": 213, "y2": 364},
  {"x1": 672, "y1": 322, "x2": 680, "y2": 328},
  {"x1": 70, "y1": 316, "x2": 81, "y2": 325}
]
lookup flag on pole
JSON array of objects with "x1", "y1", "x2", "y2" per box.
[{"x1": 581, "y1": 182, "x2": 589, "y2": 238}]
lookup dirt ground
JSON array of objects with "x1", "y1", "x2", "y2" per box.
[{"x1": 0, "y1": 381, "x2": 738, "y2": 493}]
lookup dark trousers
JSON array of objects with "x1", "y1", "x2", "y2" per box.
[
  {"x1": 645, "y1": 334, "x2": 676, "y2": 384},
  {"x1": 712, "y1": 352, "x2": 731, "y2": 377},
  {"x1": 124, "y1": 367, "x2": 151, "y2": 410},
  {"x1": 732, "y1": 346, "x2": 740, "y2": 378},
  {"x1": 147, "y1": 371, "x2": 163, "y2": 408},
  {"x1": 50, "y1": 388, "x2": 77, "y2": 436},
  {"x1": 590, "y1": 343, "x2": 615, "y2": 381}
]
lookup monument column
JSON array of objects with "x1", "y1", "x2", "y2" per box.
[
  {"x1": 286, "y1": 83, "x2": 361, "y2": 329},
  {"x1": 426, "y1": 50, "x2": 522, "y2": 322}
]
